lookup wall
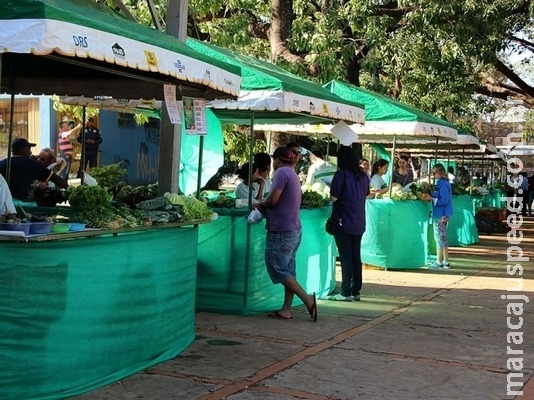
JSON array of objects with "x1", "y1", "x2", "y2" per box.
[{"x1": 99, "y1": 110, "x2": 160, "y2": 185}]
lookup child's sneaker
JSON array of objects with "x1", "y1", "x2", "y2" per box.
[
  {"x1": 442, "y1": 262, "x2": 451, "y2": 269},
  {"x1": 429, "y1": 262, "x2": 443, "y2": 270}
]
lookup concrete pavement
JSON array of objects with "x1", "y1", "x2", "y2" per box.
[{"x1": 73, "y1": 218, "x2": 534, "y2": 400}]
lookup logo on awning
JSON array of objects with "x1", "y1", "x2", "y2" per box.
[
  {"x1": 174, "y1": 60, "x2": 186, "y2": 73},
  {"x1": 144, "y1": 50, "x2": 158, "y2": 67},
  {"x1": 112, "y1": 43, "x2": 125, "y2": 59}
]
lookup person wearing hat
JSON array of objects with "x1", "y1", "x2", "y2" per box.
[
  {"x1": 255, "y1": 146, "x2": 318, "y2": 322},
  {"x1": 0, "y1": 138, "x2": 68, "y2": 201}
]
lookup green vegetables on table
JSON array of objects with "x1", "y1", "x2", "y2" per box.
[
  {"x1": 301, "y1": 191, "x2": 328, "y2": 208},
  {"x1": 67, "y1": 185, "x2": 112, "y2": 210}
]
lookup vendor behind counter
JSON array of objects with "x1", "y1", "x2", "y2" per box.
[{"x1": 0, "y1": 138, "x2": 68, "y2": 201}]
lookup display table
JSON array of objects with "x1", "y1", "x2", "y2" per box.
[
  {"x1": 196, "y1": 207, "x2": 336, "y2": 315},
  {"x1": 470, "y1": 190, "x2": 504, "y2": 214},
  {"x1": 0, "y1": 223, "x2": 202, "y2": 399},
  {"x1": 426, "y1": 194, "x2": 479, "y2": 257},
  {"x1": 361, "y1": 199, "x2": 429, "y2": 270},
  {"x1": 447, "y1": 194, "x2": 479, "y2": 246}
]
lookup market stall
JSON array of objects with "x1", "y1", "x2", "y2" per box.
[
  {"x1": 0, "y1": 1, "x2": 242, "y2": 398},
  {"x1": 196, "y1": 207, "x2": 335, "y2": 315},
  {"x1": 405, "y1": 135, "x2": 507, "y2": 238},
  {"x1": 0, "y1": 223, "x2": 202, "y2": 400},
  {"x1": 185, "y1": 40, "x2": 366, "y2": 313},
  {"x1": 258, "y1": 80, "x2": 459, "y2": 270},
  {"x1": 362, "y1": 199, "x2": 430, "y2": 269}
]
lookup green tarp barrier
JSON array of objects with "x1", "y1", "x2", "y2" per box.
[
  {"x1": 179, "y1": 109, "x2": 224, "y2": 195},
  {"x1": 361, "y1": 199, "x2": 430, "y2": 269},
  {"x1": 197, "y1": 207, "x2": 336, "y2": 315},
  {"x1": 0, "y1": 228, "x2": 198, "y2": 400},
  {"x1": 447, "y1": 195, "x2": 479, "y2": 246},
  {"x1": 471, "y1": 191, "x2": 505, "y2": 213}
]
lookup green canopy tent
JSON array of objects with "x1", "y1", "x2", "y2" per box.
[
  {"x1": 185, "y1": 39, "x2": 367, "y2": 315},
  {"x1": 0, "y1": 0, "x2": 241, "y2": 100},
  {"x1": 187, "y1": 39, "x2": 365, "y2": 126},
  {"x1": 185, "y1": 39, "x2": 366, "y2": 197},
  {"x1": 0, "y1": 2, "x2": 244, "y2": 399},
  {"x1": 257, "y1": 79, "x2": 458, "y2": 184},
  {"x1": 0, "y1": 0, "x2": 243, "y2": 189}
]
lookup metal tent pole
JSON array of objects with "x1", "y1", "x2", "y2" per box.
[
  {"x1": 5, "y1": 92, "x2": 15, "y2": 186},
  {"x1": 387, "y1": 134, "x2": 397, "y2": 197},
  {"x1": 195, "y1": 135, "x2": 205, "y2": 198},
  {"x1": 80, "y1": 107, "x2": 87, "y2": 185},
  {"x1": 243, "y1": 111, "x2": 255, "y2": 314}
]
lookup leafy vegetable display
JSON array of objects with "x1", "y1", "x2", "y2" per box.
[
  {"x1": 380, "y1": 183, "x2": 418, "y2": 201},
  {"x1": 301, "y1": 191, "x2": 327, "y2": 208},
  {"x1": 67, "y1": 185, "x2": 112, "y2": 210},
  {"x1": 89, "y1": 163, "x2": 127, "y2": 189},
  {"x1": 300, "y1": 182, "x2": 329, "y2": 208},
  {"x1": 115, "y1": 183, "x2": 158, "y2": 208},
  {"x1": 164, "y1": 193, "x2": 214, "y2": 220}
]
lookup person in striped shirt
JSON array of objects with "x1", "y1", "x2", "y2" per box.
[{"x1": 57, "y1": 120, "x2": 81, "y2": 180}]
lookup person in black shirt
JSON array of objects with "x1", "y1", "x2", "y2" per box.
[
  {"x1": 0, "y1": 138, "x2": 68, "y2": 201},
  {"x1": 77, "y1": 117, "x2": 103, "y2": 173}
]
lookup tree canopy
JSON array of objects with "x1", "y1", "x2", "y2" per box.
[{"x1": 112, "y1": 0, "x2": 533, "y2": 140}]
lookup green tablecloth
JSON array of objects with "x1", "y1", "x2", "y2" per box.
[
  {"x1": 0, "y1": 227, "x2": 198, "y2": 400},
  {"x1": 361, "y1": 199, "x2": 430, "y2": 269},
  {"x1": 196, "y1": 207, "x2": 336, "y2": 315},
  {"x1": 427, "y1": 194, "x2": 479, "y2": 256},
  {"x1": 470, "y1": 190, "x2": 505, "y2": 214},
  {"x1": 448, "y1": 194, "x2": 479, "y2": 246}
]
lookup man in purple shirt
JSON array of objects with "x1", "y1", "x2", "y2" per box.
[{"x1": 256, "y1": 147, "x2": 317, "y2": 322}]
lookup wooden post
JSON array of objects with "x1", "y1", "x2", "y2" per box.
[
  {"x1": 157, "y1": 104, "x2": 181, "y2": 195},
  {"x1": 157, "y1": 0, "x2": 189, "y2": 195}
]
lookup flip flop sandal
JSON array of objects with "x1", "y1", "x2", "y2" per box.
[{"x1": 267, "y1": 311, "x2": 293, "y2": 320}]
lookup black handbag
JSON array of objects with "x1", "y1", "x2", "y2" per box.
[
  {"x1": 325, "y1": 216, "x2": 342, "y2": 235},
  {"x1": 325, "y1": 171, "x2": 345, "y2": 235}
]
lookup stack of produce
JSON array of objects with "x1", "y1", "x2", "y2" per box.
[
  {"x1": 163, "y1": 193, "x2": 215, "y2": 220},
  {"x1": 378, "y1": 183, "x2": 418, "y2": 201},
  {"x1": 67, "y1": 185, "x2": 144, "y2": 229},
  {"x1": 300, "y1": 182, "x2": 330, "y2": 208}
]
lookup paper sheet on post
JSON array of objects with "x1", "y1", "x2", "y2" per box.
[
  {"x1": 163, "y1": 84, "x2": 182, "y2": 124},
  {"x1": 331, "y1": 121, "x2": 358, "y2": 146}
]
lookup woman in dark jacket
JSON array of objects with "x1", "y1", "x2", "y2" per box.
[{"x1": 327, "y1": 146, "x2": 370, "y2": 301}]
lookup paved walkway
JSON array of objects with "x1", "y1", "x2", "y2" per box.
[{"x1": 74, "y1": 218, "x2": 534, "y2": 400}]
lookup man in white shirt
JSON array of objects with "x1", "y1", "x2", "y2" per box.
[
  {"x1": 306, "y1": 150, "x2": 337, "y2": 185},
  {"x1": 0, "y1": 174, "x2": 17, "y2": 220}
]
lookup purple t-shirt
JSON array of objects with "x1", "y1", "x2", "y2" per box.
[{"x1": 265, "y1": 165, "x2": 302, "y2": 232}]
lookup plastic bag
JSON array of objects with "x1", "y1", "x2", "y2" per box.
[
  {"x1": 83, "y1": 172, "x2": 98, "y2": 186},
  {"x1": 247, "y1": 209, "x2": 263, "y2": 224}
]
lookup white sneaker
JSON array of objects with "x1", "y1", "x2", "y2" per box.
[
  {"x1": 429, "y1": 262, "x2": 443, "y2": 270},
  {"x1": 442, "y1": 262, "x2": 451, "y2": 269},
  {"x1": 327, "y1": 293, "x2": 352, "y2": 301}
]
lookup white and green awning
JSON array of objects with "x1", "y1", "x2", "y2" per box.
[
  {"x1": 324, "y1": 80, "x2": 457, "y2": 142},
  {"x1": 186, "y1": 39, "x2": 365, "y2": 125},
  {"x1": 0, "y1": 0, "x2": 241, "y2": 99},
  {"x1": 255, "y1": 80, "x2": 458, "y2": 143}
]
